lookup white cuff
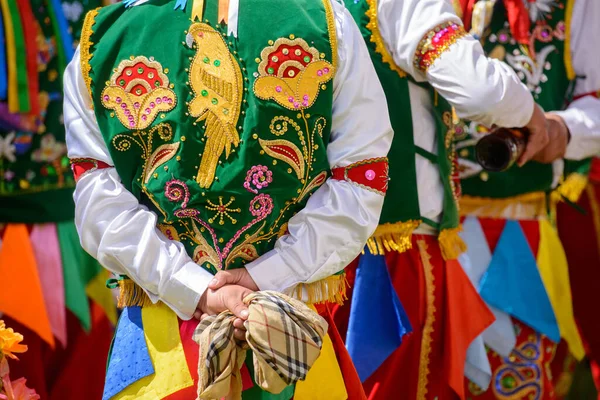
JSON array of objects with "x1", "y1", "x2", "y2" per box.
[
  {"x1": 160, "y1": 261, "x2": 213, "y2": 319},
  {"x1": 245, "y1": 249, "x2": 298, "y2": 294},
  {"x1": 556, "y1": 107, "x2": 600, "y2": 161}
]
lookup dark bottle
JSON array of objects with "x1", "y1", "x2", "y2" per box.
[{"x1": 475, "y1": 127, "x2": 528, "y2": 172}]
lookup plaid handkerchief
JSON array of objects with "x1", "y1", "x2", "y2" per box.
[{"x1": 193, "y1": 290, "x2": 329, "y2": 400}]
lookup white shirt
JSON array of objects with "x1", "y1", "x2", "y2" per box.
[
  {"x1": 64, "y1": 0, "x2": 393, "y2": 319},
  {"x1": 376, "y1": 0, "x2": 600, "y2": 225}
]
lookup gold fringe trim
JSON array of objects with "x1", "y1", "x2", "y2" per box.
[
  {"x1": 294, "y1": 273, "x2": 348, "y2": 306},
  {"x1": 438, "y1": 226, "x2": 467, "y2": 260},
  {"x1": 416, "y1": 239, "x2": 436, "y2": 400},
  {"x1": 365, "y1": 0, "x2": 407, "y2": 78},
  {"x1": 564, "y1": 0, "x2": 576, "y2": 81},
  {"x1": 460, "y1": 173, "x2": 589, "y2": 220},
  {"x1": 555, "y1": 172, "x2": 588, "y2": 203},
  {"x1": 366, "y1": 220, "x2": 421, "y2": 255},
  {"x1": 80, "y1": 8, "x2": 100, "y2": 107},
  {"x1": 117, "y1": 279, "x2": 154, "y2": 308},
  {"x1": 322, "y1": 0, "x2": 338, "y2": 71}
]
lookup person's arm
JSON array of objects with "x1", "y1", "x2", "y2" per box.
[
  {"x1": 244, "y1": 1, "x2": 393, "y2": 293},
  {"x1": 64, "y1": 48, "x2": 213, "y2": 320},
  {"x1": 551, "y1": 0, "x2": 600, "y2": 161},
  {"x1": 376, "y1": 0, "x2": 545, "y2": 164}
]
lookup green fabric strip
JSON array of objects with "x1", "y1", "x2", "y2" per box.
[
  {"x1": 45, "y1": 0, "x2": 68, "y2": 77},
  {"x1": 6, "y1": 0, "x2": 30, "y2": 112},
  {"x1": 415, "y1": 146, "x2": 438, "y2": 164},
  {"x1": 243, "y1": 352, "x2": 295, "y2": 400},
  {"x1": 56, "y1": 220, "x2": 103, "y2": 331}
]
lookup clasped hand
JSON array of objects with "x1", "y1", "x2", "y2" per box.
[{"x1": 195, "y1": 269, "x2": 260, "y2": 341}]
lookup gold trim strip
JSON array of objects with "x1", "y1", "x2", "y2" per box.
[
  {"x1": 322, "y1": 0, "x2": 338, "y2": 71},
  {"x1": 416, "y1": 239, "x2": 436, "y2": 400},
  {"x1": 80, "y1": 8, "x2": 100, "y2": 107},
  {"x1": 564, "y1": 0, "x2": 576, "y2": 81}
]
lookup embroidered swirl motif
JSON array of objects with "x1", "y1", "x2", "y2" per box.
[
  {"x1": 101, "y1": 56, "x2": 176, "y2": 130},
  {"x1": 253, "y1": 37, "x2": 334, "y2": 110},
  {"x1": 491, "y1": 334, "x2": 546, "y2": 400},
  {"x1": 165, "y1": 179, "x2": 190, "y2": 208},
  {"x1": 186, "y1": 23, "x2": 244, "y2": 189},
  {"x1": 244, "y1": 165, "x2": 273, "y2": 194}
]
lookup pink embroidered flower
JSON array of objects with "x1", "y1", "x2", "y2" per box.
[
  {"x1": 165, "y1": 179, "x2": 190, "y2": 208},
  {"x1": 31, "y1": 134, "x2": 66, "y2": 163},
  {"x1": 3, "y1": 170, "x2": 15, "y2": 182},
  {"x1": 249, "y1": 194, "x2": 274, "y2": 218},
  {"x1": 243, "y1": 165, "x2": 273, "y2": 194},
  {"x1": 6, "y1": 378, "x2": 40, "y2": 400}
]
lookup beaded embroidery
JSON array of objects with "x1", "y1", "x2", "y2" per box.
[
  {"x1": 414, "y1": 21, "x2": 468, "y2": 73},
  {"x1": 253, "y1": 37, "x2": 334, "y2": 111},
  {"x1": 243, "y1": 165, "x2": 273, "y2": 194},
  {"x1": 187, "y1": 22, "x2": 244, "y2": 189},
  {"x1": 101, "y1": 56, "x2": 177, "y2": 130},
  {"x1": 79, "y1": 8, "x2": 100, "y2": 105}
]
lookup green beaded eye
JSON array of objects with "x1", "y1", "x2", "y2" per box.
[
  {"x1": 119, "y1": 79, "x2": 126, "y2": 86},
  {"x1": 214, "y1": 60, "x2": 221, "y2": 67},
  {"x1": 201, "y1": 90, "x2": 208, "y2": 97},
  {"x1": 211, "y1": 98, "x2": 218, "y2": 105},
  {"x1": 203, "y1": 56, "x2": 210, "y2": 64},
  {"x1": 155, "y1": 81, "x2": 160, "y2": 87}
]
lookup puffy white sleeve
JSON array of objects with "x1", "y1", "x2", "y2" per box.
[
  {"x1": 64, "y1": 48, "x2": 213, "y2": 320},
  {"x1": 245, "y1": 1, "x2": 392, "y2": 293},
  {"x1": 377, "y1": 0, "x2": 534, "y2": 128},
  {"x1": 554, "y1": 0, "x2": 600, "y2": 161}
]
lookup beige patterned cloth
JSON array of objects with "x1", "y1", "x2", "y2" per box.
[{"x1": 193, "y1": 291, "x2": 328, "y2": 400}]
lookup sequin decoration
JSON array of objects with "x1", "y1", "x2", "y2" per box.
[
  {"x1": 414, "y1": 21, "x2": 468, "y2": 73},
  {"x1": 186, "y1": 23, "x2": 244, "y2": 189},
  {"x1": 101, "y1": 56, "x2": 177, "y2": 130},
  {"x1": 206, "y1": 196, "x2": 241, "y2": 225},
  {"x1": 253, "y1": 37, "x2": 334, "y2": 111},
  {"x1": 243, "y1": 165, "x2": 273, "y2": 194}
]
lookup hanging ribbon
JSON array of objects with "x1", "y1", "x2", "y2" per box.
[
  {"x1": 173, "y1": 0, "x2": 188, "y2": 10},
  {"x1": 17, "y1": 0, "x2": 40, "y2": 116},
  {"x1": 218, "y1": 0, "x2": 229, "y2": 24},
  {"x1": 47, "y1": 0, "x2": 75, "y2": 76},
  {"x1": 0, "y1": 8, "x2": 8, "y2": 100},
  {"x1": 459, "y1": 0, "x2": 531, "y2": 45},
  {"x1": 192, "y1": 0, "x2": 204, "y2": 21}
]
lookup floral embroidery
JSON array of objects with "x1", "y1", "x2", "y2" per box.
[
  {"x1": 186, "y1": 23, "x2": 244, "y2": 189},
  {"x1": 259, "y1": 139, "x2": 305, "y2": 179},
  {"x1": 0, "y1": 133, "x2": 16, "y2": 162},
  {"x1": 206, "y1": 196, "x2": 241, "y2": 225},
  {"x1": 253, "y1": 37, "x2": 334, "y2": 110},
  {"x1": 243, "y1": 165, "x2": 273, "y2": 194},
  {"x1": 31, "y1": 134, "x2": 67, "y2": 163},
  {"x1": 165, "y1": 179, "x2": 274, "y2": 269},
  {"x1": 414, "y1": 21, "x2": 468, "y2": 73},
  {"x1": 101, "y1": 56, "x2": 176, "y2": 130},
  {"x1": 524, "y1": 0, "x2": 557, "y2": 22}
]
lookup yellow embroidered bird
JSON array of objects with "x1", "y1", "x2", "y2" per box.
[{"x1": 187, "y1": 23, "x2": 243, "y2": 188}]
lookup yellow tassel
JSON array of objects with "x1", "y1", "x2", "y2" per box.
[
  {"x1": 294, "y1": 274, "x2": 348, "y2": 306},
  {"x1": 438, "y1": 226, "x2": 467, "y2": 260},
  {"x1": 553, "y1": 173, "x2": 588, "y2": 203},
  {"x1": 117, "y1": 280, "x2": 154, "y2": 308},
  {"x1": 366, "y1": 220, "x2": 422, "y2": 255}
]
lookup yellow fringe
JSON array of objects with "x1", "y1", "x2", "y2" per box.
[
  {"x1": 80, "y1": 9, "x2": 100, "y2": 107},
  {"x1": 294, "y1": 273, "x2": 348, "y2": 306},
  {"x1": 564, "y1": 0, "x2": 576, "y2": 81},
  {"x1": 366, "y1": 220, "x2": 421, "y2": 255},
  {"x1": 416, "y1": 240, "x2": 436, "y2": 400},
  {"x1": 555, "y1": 172, "x2": 588, "y2": 203},
  {"x1": 365, "y1": 0, "x2": 407, "y2": 78},
  {"x1": 117, "y1": 279, "x2": 154, "y2": 308},
  {"x1": 438, "y1": 226, "x2": 467, "y2": 260}
]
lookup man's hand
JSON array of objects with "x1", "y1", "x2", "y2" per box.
[
  {"x1": 518, "y1": 104, "x2": 549, "y2": 166},
  {"x1": 208, "y1": 268, "x2": 260, "y2": 292},
  {"x1": 195, "y1": 284, "x2": 254, "y2": 341},
  {"x1": 531, "y1": 113, "x2": 570, "y2": 164}
]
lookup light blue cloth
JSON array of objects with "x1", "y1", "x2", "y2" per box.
[
  {"x1": 479, "y1": 220, "x2": 560, "y2": 342},
  {"x1": 346, "y1": 248, "x2": 412, "y2": 382}
]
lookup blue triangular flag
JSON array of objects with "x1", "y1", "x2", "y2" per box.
[
  {"x1": 346, "y1": 248, "x2": 412, "y2": 382},
  {"x1": 103, "y1": 307, "x2": 154, "y2": 400},
  {"x1": 479, "y1": 220, "x2": 560, "y2": 342}
]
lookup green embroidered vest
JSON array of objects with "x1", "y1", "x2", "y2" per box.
[
  {"x1": 457, "y1": 0, "x2": 590, "y2": 213},
  {"x1": 0, "y1": 0, "x2": 102, "y2": 223},
  {"x1": 85, "y1": 0, "x2": 342, "y2": 296},
  {"x1": 345, "y1": 0, "x2": 464, "y2": 259}
]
